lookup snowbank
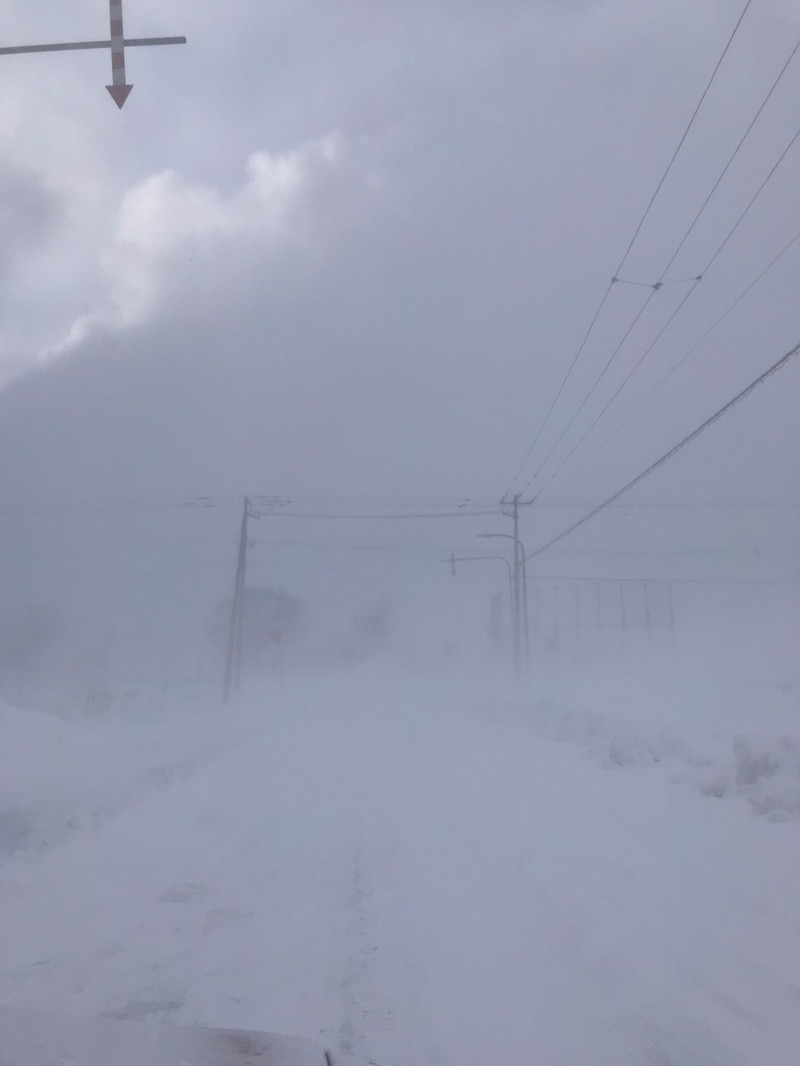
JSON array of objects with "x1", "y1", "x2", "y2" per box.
[
  {"x1": 510, "y1": 650, "x2": 800, "y2": 820},
  {"x1": 0, "y1": 693, "x2": 270, "y2": 858}
]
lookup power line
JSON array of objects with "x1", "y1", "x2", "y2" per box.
[
  {"x1": 512, "y1": 11, "x2": 800, "y2": 500},
  {"x1": 502, "y1": 278, "x2": 616, "y2": 496},
  {"x1": 527, "y1": 337, "x2": 800, "y2": 559},
  {"x1": 525, "y1": 104, "x2": 800, "y2": 499},
  {"x1": 503, "y1": 0, "x2": 754, "y2": 498},
  {"x1": 525, "y1": 575, "x2": 799, "y2": 586},
  {"x1": 519, "y1": 284, "x2": 661, "y2": 494},
  {"x1": 279, "y1": 496, "x2": 498, "y2": 507},
  {"x1": 251, "y1": 539, "x2": 464, "y2": 555},
  {"x1": 265, "y1": 508, "x2": 501, "y2": 520},
  {"x1": 558, "y1": 223, "x2": 800, "y2": 487},
  {"x1": 535, "y1": 498, "x2": 800, "y2": 510},
  {"x1": 0, "y1": 497, "x2": 238, "y2": 518},
  {"x1": 533, "y1": 546, "x2": 797, "y2": 557},
  {"x1": 537, "y1": 279, "x2": 702, "y2": 493},
  {"x1": 0, "y1": 495, "x2": 501, "y2": 519},
  {"x1": 702, "y1": 126, "x2": 800, "y2": 277},
  {"x1": 660, "y1": 35, "x2": 800, "y2": 282},
  {"x1": 613, "y1": 0, "x2": 754, "y2": 274}
]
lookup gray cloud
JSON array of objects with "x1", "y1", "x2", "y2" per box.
[{"x1": 0, "y1": 161, "x2": 61, "y2": 281}]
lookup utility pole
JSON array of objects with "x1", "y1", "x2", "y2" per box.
[
  {"x1": 514, "y1": 494, "x2": 526, "y2": 669},
  {"x1": 498, "y1": 494, "x2": 532, "y2": 674},
  {"x1": 519, "y1": 526, "x2": 530, "y2": 669},
  {"x1": 223, "y1": 496, "x2": 250, "y2": 703}
]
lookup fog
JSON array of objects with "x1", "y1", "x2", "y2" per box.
[{"x1": 1, "y1": 0, "x2": 799, "y2": 1063}]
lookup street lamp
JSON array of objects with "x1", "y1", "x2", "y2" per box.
[
  {"x1": 477, "y1": 532, "x2": 529, "y2": 673},
  {"x1": 445, "y1": 554, "x2": 515, "y2": 645}
]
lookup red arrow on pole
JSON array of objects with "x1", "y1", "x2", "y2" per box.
[
  {"x1": 0, "y1": 2, "x2": 184, "y2": 108},
  {"x1": 106, "y1": 0, "x2": 132, "y2": 107}
]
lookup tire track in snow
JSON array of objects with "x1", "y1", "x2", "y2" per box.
[
  {"x1": 338, "y1": 841, "x2": 450, "y2": 1066},
  {"x1": 339, "y1": 846, "x2": 373, "y2": 1060}
]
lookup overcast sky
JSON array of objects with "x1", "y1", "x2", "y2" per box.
[{"x1": 1, "y1": 0, "x2": 798, "y2": 670}]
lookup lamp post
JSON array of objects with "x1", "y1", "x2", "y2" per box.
[
  {"x1": 445, "y1": 554, "x2": 515, "y2": 649},
  {"x1": 477, "y1": 532, "x2": 529, "y2": 674}
]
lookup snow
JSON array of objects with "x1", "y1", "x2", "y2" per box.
[
  {"x1": 0, "y1": 1006, "x2": 329, "y2": 1065},
  {"x1": 1, "y1": 644, "x2": 799, "y2": 1065}
]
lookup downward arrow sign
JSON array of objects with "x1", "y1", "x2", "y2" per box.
[
  {"x1": 0, "y1": 5, "x2": 184, "y2": 104},
  {"x1": 105, "y1": 0, "x2": 132, "y2": 107},
  {"x1": 106, "y1": 83, "x2": 133, "y2": 107}
]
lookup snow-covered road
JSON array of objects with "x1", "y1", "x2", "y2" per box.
[{"x1": 2, "y1": 669, "x2": 799, "y2": 1065}]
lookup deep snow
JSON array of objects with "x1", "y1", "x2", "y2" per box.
[{"x1": 1, "y1": 648, "x2": 799, "y2": 1065}]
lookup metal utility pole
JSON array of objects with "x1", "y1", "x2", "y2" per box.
[
  {"x1": 0, "y1": 0, "x2": 186, "y2": 108},
  {"x1": 223, "y1": 496, "x2": 250, "y2": 703}
]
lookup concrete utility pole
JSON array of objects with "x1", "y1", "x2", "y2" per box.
[
  {"x1": 0, "y1": 0, "x2": 185, "y2": 108},
  {"x1": 510, "y1": 495, "x2": 530, "y2": 668},
  {"x1": 223, "y1": 497, "x2": 251, "y2": 703},
  {"x1": 484, "y1": 494, "x2": 533, "y2": 675}
]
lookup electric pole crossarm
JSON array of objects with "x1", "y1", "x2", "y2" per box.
[{"x1": 0, "y1": 37, "x2": 186, "y2": 55}]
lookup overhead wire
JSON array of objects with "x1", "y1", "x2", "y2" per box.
[
  {"x1": 611, "y1": 0, "x2": 754, "y2": 274},
  {"x1": 518, "y1": 285, "x2": 661, "y2": 494},
  {"x1": 0, "y1": 495, "x2": 501, "y2": 519},
  {"x1": 527, "y1": 337, "x2": 800, "y2": 559},
  {"x1": 277, "y1": 495, "x2": 497, "y2": 506},
  {"x1": 502, "y1": 0, "x2": 754, "y2": 499},
  {"x1": 532, "y1": 29, "x2": 800, "y2": 494},
  {"x1": 525, "y1": 575, "x2": 799, "y2": 586},
  {"x1": 525, "y1": 101, "x2": 800, "y2": 499},
  {"x1": 251, "y1": 539, "x2": 472, "y2": 555},
  {"x1": 536, "y1": 279, "x2": 702, "y2": 493},
  {"x1": 531, "y1": 545, "x2": 796, "y2": 556},
  {"x1": 0, "y1": 496, "x2": 240, "y2": 517},
  {"x1": 502, "y1": 277, "x2": 615, "y2": 496},
  {"x1": 264, "y1": 508, "x2": 502, "y2": 520},
  {"x1": 702, "y1": 126, "x2": 800, "y2": 277},
  {"x1": 659, "y1": 36, "x2": 800, "y2": 282},
  {"x1": 558, "y1": 223, "x2": 800, "y2": 485},
  {"x1": 506, "y1": 498, "x2": 800, "y2": 509},
  {"x1": 514, "y1": 8, "x2": 800, "y2": 500}
]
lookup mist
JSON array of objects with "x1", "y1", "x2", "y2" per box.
[{"x1": 2, "y1": 0, "x2": 800, "y2": 1063}]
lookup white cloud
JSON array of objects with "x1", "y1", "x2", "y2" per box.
[
  {"x1": 18, "y1": 131, "x2": 379, "y2": 373},
  {"x1": 115, "y1": 132, "x2": 346, "y2": 257}
]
